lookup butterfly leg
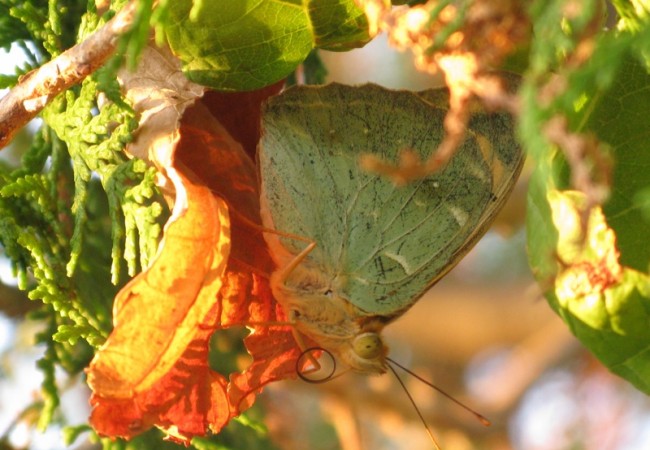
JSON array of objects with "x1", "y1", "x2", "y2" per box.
[
  {"x1": 274, "y1": 241, "x2": 316, "y2": 286},
  {"x1": 271, "y1": 240, "x2": 330, "y2": 375}
]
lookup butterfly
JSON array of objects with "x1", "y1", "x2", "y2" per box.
[{"x1": 258, "y1": 82, "x2": 523, "y2": 375}]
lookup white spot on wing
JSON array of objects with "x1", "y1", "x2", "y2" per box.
[
  {"x1": 469, "y1": 161, "x2": 490, "y2": 184},
  {"x1": 446, "y1": 204, "x2": 469, "y2": 226},
  {"x1": 355, "y1": 277, "x2": 370, "y2": 285},
  {"x1": 383, "y1": 251, "x2": 414, "y2": 275}
]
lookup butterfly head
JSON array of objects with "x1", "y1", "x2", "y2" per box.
[
  {"x1": 302, "y1": 307, "x2": 389, "y2": 374},
  {"x1": 288, "y1": 302, "x2": 390, "y2": 374},
  {"x1": 347, "y1": 330, "x2": 388, "y2": 373},
  {"x1": 300, "y1": 328, "x2": 389, "y2": 375},
  {"x1": 271, "y1": 263, "x2": 390, "y2": 374},
  {"x1": 352, "y1": 332, "x2": 383, "y2": 360}
]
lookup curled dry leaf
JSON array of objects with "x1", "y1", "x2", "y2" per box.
[
  {"x1": 87, "y1": 43, "x2": 301, "y2": 442},
  {"x1": 87, "y1": 169, "x2": 232, "y2": 437},
  {"x1": 87, "y1": 42, "x2": 233, "y2": 439},
  {"x1": 118, "y1": 43, "x2": 205, "y2": 167},
  {"x1": 356, "y1": 0, "x2": 526, "y2": 182},
  {"x1": 177, "y1": 84, "x2": 305, "y2": 420}
]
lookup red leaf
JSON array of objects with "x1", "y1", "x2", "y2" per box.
[
  {"x1": 89, "y1": 79, "x2": 304, "y2": 444},
  {"x1": 88, "y1": 168, "x2": 232, "y2": 440},
  {"x1": 177, "y1": 93, "x2": 305, "y2": 420}
]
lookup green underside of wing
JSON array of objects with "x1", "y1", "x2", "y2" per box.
[{"x1": 259, "y1": 83, "x2": 522, "y2": 315}]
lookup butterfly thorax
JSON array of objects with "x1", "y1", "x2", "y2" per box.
[{"x1": 270, "y1": 262, "x2": 388, "y2": 374}]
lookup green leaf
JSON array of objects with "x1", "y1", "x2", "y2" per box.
[
  {"x1": 163, "y1": 0, "x2": 369, "y2": 91},
  {"x1": 191, "y1": 408, "x2": 279, "y2": 450},
  {"x1": 286, "y1": 49, "x2": 328, "y2": 86},
  {"x1": 590, "y1": 58, "x2": 650, "y2": 273},
  {"x1": 526, "y1": 54, "x2": 650, "y2": 394},
  {"x1": 529, "y1": 189, "x2": 650, "y2": 393}
]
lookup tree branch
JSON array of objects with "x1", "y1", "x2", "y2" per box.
[{"x1": 0, "y1": 0, "x2": 138, "y2": 149}]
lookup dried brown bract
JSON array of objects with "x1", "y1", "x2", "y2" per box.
[{"x1": 356, "y1": 0, "x2": 529, "y2": 183}]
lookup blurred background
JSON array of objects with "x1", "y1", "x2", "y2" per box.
[{"x1": 2, "y1": 32, "x2": 650, "y2": 450}]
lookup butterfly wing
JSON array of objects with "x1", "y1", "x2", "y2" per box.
[{"x1": 259, "y1": 83, "x2": 522, "y2": 317}]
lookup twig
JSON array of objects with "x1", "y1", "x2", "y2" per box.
[
  {"x1": 0, "y1": 0, "x2": 138, "y2": 149},
  {"x1": 543, "y1": 115, "x2": 612, "y2": 210}
]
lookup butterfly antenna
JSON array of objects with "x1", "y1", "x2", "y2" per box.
[
  {"x1": 387, "y1": 361, "x2": 442, "y2": 450},
  {"x1": 386, "y1": 357, "x2": 491, "y2": 427}
]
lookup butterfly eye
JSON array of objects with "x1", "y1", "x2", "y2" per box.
[
  {"x1": 323, "y1": 289, "x2": 333, "y2": 297},
  {"x1": 352, "y1": 332, "x2": 383, "y2": 360}
]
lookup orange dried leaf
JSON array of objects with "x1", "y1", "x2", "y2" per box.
[
  {"x1": 87, "y1": 167, "x2": 231, "y2": 438},
  {"x1": 89, "y1": 302, "x2": 232, "y2": 440},
  {"x1": 177, "y1": 95, "x2": 305, "y2": 416},
  {"x1": 87, "y1": 42, "x2": 234, "y2": 440},
  {"x1": 87, "y1": 170, "x2": 230, "y2": 397},
  {"x1": 200, "y1": 80, "x2": 285, "y2": 159},
  {"x1": 88, "y1": 69, "x2": 303, "y2": 443}
]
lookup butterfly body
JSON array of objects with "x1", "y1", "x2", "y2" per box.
[
  {"x1": 259, "y1": 83, "x2": 522, "y2": 374},
  {"x1": 263, "y1": 232, "x2": 389, "y2": 374}
]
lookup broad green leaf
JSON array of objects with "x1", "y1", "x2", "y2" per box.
[
  {"x1": 531, "y1": 189, "x2": 650, "y2": 393},
  {"x1": 163, "y1": 0, "x2": 369, "y2": 91},
  {"x1": 527, "y1": 55, "x2": 650, "y2": 393},
  {"x1": 591, "y1": 58, "x2": 650, "y2": 273}
]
